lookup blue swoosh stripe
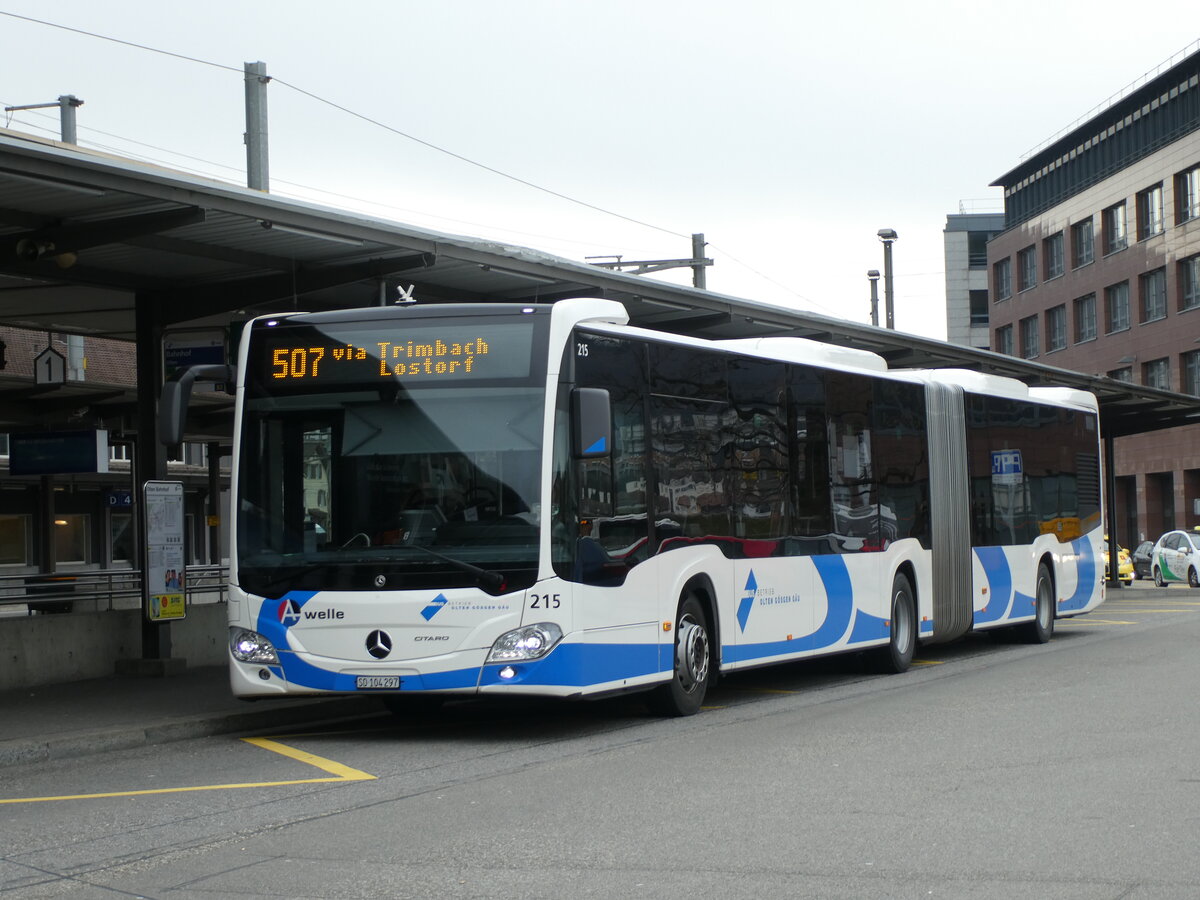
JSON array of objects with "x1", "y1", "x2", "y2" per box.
[
  {"x1": 1060, "y1": 536, "x2": 1098, "y2": 611},
  {"x1": 479, "y1": 641, "x2": 663, "y2": 688}
]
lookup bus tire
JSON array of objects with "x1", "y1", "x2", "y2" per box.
[
  {"x1": 1018, "y1": 562, "x2": 1055, "y2": 644},
  {"x1": 873, "y1": 572, "x2": 915, "y2": 674},
  {"x1": 382, "y1": 694, "x2": 444, "y2": 719},
  {"x1": 647, "y1": 592, "x2": 711, "y2": 717}
]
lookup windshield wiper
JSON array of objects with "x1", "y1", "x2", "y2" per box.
[
  {"x1": 397, "y1": 544, "x2": 506, "y2": 591},
  {"x1": 250, "y1": 559, "x2": 349, "y2": 598}
]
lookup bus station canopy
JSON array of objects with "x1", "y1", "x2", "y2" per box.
[{"x1": 2, "y1": 127, "x2": 1198, "y2": 441}]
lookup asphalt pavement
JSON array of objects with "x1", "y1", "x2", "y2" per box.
[
  {"x1": 0, "y1": 579, "x2": 1171, "y2": 770},
  {"x1": 0, "y1": 663, "x2": 381, "y2": 769}
]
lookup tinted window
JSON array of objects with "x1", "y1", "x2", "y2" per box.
[
  {"x1": 649, "y1": 344, "x2": 731, "y2": 542},
  {"x1": 874, "y1": 380, "x2": 930, "y2": 548},
  {"x1": 727, "y1": 358, "x2": 789, "y2": 541},
  {"x1": 965, "y1": 395, "x2": 1100, "y2": 546}
]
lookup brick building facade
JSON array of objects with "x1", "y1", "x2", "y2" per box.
[{"x1": 986, "y1": 48, "x2": 1200, "y2": 548}]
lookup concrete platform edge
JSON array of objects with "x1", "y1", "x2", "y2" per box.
[{"x1": 0, "y1": 695, "x2": 381, "y2": 769}]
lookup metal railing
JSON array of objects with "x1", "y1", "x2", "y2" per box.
[{"x1": 0, "y1": 565, "x2": 228, "y2": 614}]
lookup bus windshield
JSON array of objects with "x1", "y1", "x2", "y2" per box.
[{"x1": 236, "y1": 312, "x2": 547, "y2": 598}]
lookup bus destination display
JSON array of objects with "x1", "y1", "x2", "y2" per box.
[{"x1": 254, "y1": 321, "x2": 536, "y2": 387}]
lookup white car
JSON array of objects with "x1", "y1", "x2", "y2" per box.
[{"x1": 1150, "y1": 530, "x2": 1200, "y2": 587}]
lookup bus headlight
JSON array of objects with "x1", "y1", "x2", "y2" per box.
[
  {"x1": 229, "y1": 627, "x2": 279, "y2": 665},
  {"x1": 486, "y1": 622, "x2": 563, "y2": 663}
]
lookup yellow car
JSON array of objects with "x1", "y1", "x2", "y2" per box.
[{"x1": 1103, "y1": 536, "x2": 1134, "y2": 584}]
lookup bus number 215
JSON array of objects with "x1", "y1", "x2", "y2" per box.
[{"x1": 530, "y1": 593, "x2": 561, "y2": 609}]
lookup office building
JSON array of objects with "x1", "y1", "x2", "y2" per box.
[{"x1": 986, "y1": 46, "x2": 1200, "y2": 547}]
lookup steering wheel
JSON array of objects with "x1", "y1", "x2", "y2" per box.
[{"x1": 463, "y1": 486, "x2": 499, "y2": 516}]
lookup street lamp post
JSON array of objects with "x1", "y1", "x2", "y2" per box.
[
  {"x1": 877, "y1": 228, "x2": 898, "y2": 330},
  {"x1": 867, "y1": 269, "x2": 881, "y2": 327}
]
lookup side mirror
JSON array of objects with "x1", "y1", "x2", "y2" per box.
[
  {"x1": 159, "y1": 364, "x2": 236, "y2": 446},
  {"x1": 571, "y1": 387, "x2": 611, "y2": 458}
]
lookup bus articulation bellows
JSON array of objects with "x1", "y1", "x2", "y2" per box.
[{"x1": 162, "y1": 298, "x2": 1106, "y2": 716}]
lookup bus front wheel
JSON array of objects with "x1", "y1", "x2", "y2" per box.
[{"x1": 647, "y1": 593, "x2": 711, "y2": 717}]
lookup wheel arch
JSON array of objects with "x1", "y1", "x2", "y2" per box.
[
  {"x1": 679, "y1": 572, "x2": 720, "y2": 672},
  {"x1": 894, "y1": 559, "x2": 918, "y2": 602},
  {"x1": 1040, "y1": 551, "x2": 1057, "y2": 616}
]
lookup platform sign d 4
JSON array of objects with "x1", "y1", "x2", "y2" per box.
[{"x1": 144, "y1": 480, "x2": 186, "y2": 622}]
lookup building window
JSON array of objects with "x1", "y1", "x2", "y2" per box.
[
  {"x1": 1103, "y1": 202, "x2": 1127, "y2": 254},
  {"x1": 1177, "y1": 164, "x2": 1200, "y2": 225},
  {"x1": 1184, "y1": 350, "x2": 1200, "y2": 396},
  {"x1": 54, "y1": 514, "x2": 91, "y2": 565},
  {"x1": 969, "y1": 289, "x2": 989, "y2": 326},
  {"x1": 1019, "y1": 315, "x2": 1039, "y2": 359},
  {"x1": 1043, "y1": 232, "x2": 1064, "y2": 280},
  {"x1": 1105, "y1": 281, "x2": 1130, "y2": 333},
  {"x1": 1074, "y1": 293, "x2": 1097, "y2": 343},
  {"x1": 0, "y1": 515, "x2": 31, "y2": 565},
  {"x1": 967, "y1": 231, "x2": 991, "y2": 268},
  {"x1": 993, "y1": 258, "x2": 1012, "y2": 301},
  {"x1": 1072, "y1": 218, "x2": 1094, "y2": 268},
  {"x1": 1137, "y1": 184, "x2": 1164, "y2": 240},
  {"x1": 1108, "y1": 367, "x2": 1133, "y2": 383},
  {"x1": 1181, "y1": 255, "x2": 1200, "y2": 311},
  {"x1": 1018, "y1": 245, "x2": 1037, "y2": 291},
  {"x1": 110, "y1": 512, "x2": 135, "y2": 564},
  {"x1": 1143, "y1": 358, "x2": 1170, "y2": 390},
  {"x1": 1045, "y1": 304, "x2": 1066, "y2": 352},
  {"x1": 1140, "y1": 268, "x2": 1167, "y2": 323},
  {"x1": 994, "y1": 324, "x2": 1013, "y2": 356},
  {"x1": 167, "y1": 442, "x2": 207, "y2": 466}
]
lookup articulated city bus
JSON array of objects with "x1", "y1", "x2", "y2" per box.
[{"x1": 163, "y1": 298, "x2": 1105, "y2": 716}]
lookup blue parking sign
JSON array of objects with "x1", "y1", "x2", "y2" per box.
[{"x1": 991, "y1": 449, "x2": 1023, "y2": 485}]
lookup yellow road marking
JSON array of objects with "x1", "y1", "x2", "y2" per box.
[
  {"x1": 1099, "y1": 609, "x2": 1200, "y2": 613},
  {"x1": 911, "y1": 659, "x2": 944, "y2": 666},
  {"x1": 1108, "y1": 600, "x2": 1200, "y2": 605},
  {"x1": 0, "y1": 737, "x2": 374, "y2": 805},
  {"x1": 240, "y1": 736, "x2": 376, "y2": 779},
  {"x1": 1058, "y1": 618, "x2": 1135, "y2": 625}
]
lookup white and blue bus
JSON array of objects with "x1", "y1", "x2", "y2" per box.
[{"x1": 164, "y1": 298, "x2": 1105, "y2": 716}]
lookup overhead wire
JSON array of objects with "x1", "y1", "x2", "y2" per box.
[
  {"x1": 0, "y1": 9, "x2": 838, "y2": 311},
  {"x1": 0, "y1": 97, "x2": 662, "y2": 257},
  {"x1": 0, "y1": 10, "x2": 689, "y2": 240}
]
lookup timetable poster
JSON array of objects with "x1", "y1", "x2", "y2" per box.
[{"x1": 144, "y1": 480, "x2": 186, "y2": 621}]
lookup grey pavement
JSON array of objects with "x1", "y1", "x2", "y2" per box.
[
  {"x1": 0, "y1": 664, "x2": 382, "y2": 769},
  {"x1": 0, "y1": 579, "x2": 1170, "y2": 770}
]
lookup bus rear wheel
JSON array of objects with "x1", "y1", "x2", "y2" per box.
[
  {"x1": 647, "y1": 593, "x2": 711, "y2": 717},
  {"x1": 1017, "y1": 562, "x2": 1055, "y2": 644},
  {"x1": 873, "y1": 572, "x2": 915, "y2": 674}
]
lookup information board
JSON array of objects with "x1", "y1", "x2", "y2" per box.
[{"x1": 143, "y1": 480, "x2": 186, "y2": 621}]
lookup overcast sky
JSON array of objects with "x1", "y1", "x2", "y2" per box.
[{"x1": 2, "y1": 1, "x2": 1198, "y2": 339}]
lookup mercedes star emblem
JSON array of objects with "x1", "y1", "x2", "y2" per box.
[{"x1": 366, "y1": 630, "x2": 392, "y2": 659}]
